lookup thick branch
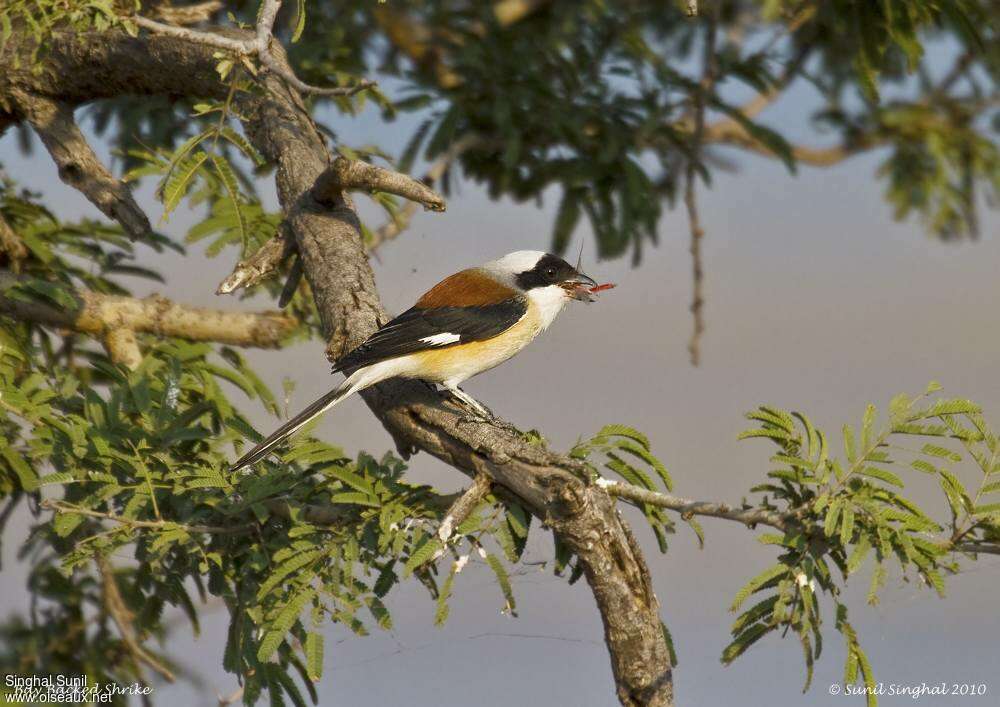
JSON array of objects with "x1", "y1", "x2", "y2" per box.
[
  {"x1": 0, "y1": 271, "x2": 297, "y2": 349},
  {"x1": 20, "y1": 97, "x2": 151, "y2": 240}
]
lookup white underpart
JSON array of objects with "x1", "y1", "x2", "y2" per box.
[
  {"x1": 526, "y1": 284, "x2": 570, "y2": 331},
  {"x1": 420, "y1": 332, "x2": 461, "y2": 346}
]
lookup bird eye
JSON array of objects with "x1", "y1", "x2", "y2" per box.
[{"x1": 545, "y1": 267, "x2": 557, "y2": 280}]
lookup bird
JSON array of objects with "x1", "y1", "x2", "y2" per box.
[{"x1": 230, "y1": 251, "x2": 600, "y2": 472}]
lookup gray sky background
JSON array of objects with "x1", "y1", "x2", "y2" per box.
[{"x1": 1, "y1": 47, "x2": 998, "y2": 707}]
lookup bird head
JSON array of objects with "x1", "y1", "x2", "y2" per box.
[{"x1": 486, "y1": 251, "x2": 599, "y2": 302}]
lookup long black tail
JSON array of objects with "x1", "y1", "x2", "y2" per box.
[{"x1": 230, "y1": 385, "x2": 349, "y2": 472}]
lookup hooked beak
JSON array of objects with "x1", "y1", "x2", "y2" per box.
[{"x1": 561, "y1": 272, "x2": 598, "y2": 302}]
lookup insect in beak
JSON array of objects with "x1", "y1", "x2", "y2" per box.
[{"x1": 562, "y1": 273, "x2": 599, "y2": 302}]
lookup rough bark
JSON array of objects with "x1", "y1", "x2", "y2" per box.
[
  {"x1": 19, "y1": 96, "x2": 151, "y2": 240},
  {"x1": 0, "y1": 271, "x2": 297, "y2": 350},
  {"x1": 0, "y1": 27, "x2": 672, "y2": 706}
]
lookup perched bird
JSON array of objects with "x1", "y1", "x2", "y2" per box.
[{"x1": 230, "y1": 251, "x2": 600, "y2": 472}]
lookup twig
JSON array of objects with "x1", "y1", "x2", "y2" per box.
[
  {"x1": 42, "y1": 500, "x2": 252, "y2": 535},
  {"x1": 602, "y1": 479, "x2": 1000, "y2": 559},
  {"x1": 601, "y1": 479, "x2": 795, "y2": 530},
  {"x1": 683, "y1": 8, "x2": 717, "y2": 366},
  {"x1": 217, "y1": 686, "x2": 244, "y2": 707},
  {"x1": 1, "y1": 270, "x2": 298, "y2": 349},
  {"x1": 97, "y1": 554, "x2": 177, "y2": 682},
  {"x1": 216, "y1": 229, "x2": 295, "y2": 294},
  {"x1": 135, "y1": 0, "x2": 376, "y2": 98},
  {"x1": 438, "y1": 473, "x2": 493, "y2": 543},
  {"x1": 24, "y1": 98, "x2": 151, "y2": 240},
  {"x1": 951, "y1": 542, "x2": 1000, "y2": 557}
]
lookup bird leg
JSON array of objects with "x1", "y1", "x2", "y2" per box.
[{"x1": 443, "y1": 384, "x2": 494, "y2": 421}]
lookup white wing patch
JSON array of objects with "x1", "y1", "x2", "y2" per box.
[{"x1": 419, "y1": 332, "x2": 462, "y2": 346}]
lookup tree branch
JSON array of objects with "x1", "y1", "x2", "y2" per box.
[
  {"x1": 215, "y1": 227, "x2": 295, "y2": 295},
  {"x1": 0, "y1": 271, "x2": 297, "y2": 349},
  {"x1": 438, "y1": 472, "x2": 492, "y2": 543},
  {"x1": 43, "y1": 499, "x2": 252, "y2": 535},
  {"x1": 313, "y1": 156, "x2": 447, "y2": 212},
  {"x1": 136, "y1": 0, "x2": 375, "y2": 96},
  {"x1": 601, "y1": 479, "x2": 795, "y2": 531},
  {"x1": 218, "y1": 136, "x2": 469, "y2": 295},
  {"x1": 97, "y1": 554, "x2": 177, "y2": 683},
  {"x1": 103, "y1": 327, "x2": 142, "y2": 369},
  {"x1": 132, "y1": 16, "x2": 251, "y2": 53},
  {"x1": 602, "y1": 479, "x2": 1000, "y2": 559},
  {"x1": 683, "y1": 9, "x2": 717, "y2": 367},
  {"x1": 21, "y1": 97, "x2": 151, "y2": 240}
]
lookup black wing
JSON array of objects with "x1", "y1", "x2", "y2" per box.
[{"x1": 334, "y1": 299, "x2": 527, "y2": 375}]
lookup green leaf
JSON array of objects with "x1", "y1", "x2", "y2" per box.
[
  {"x1": 257, "y1": 549, "x2": 324, "y2": 600},
  {"x1": 290, "y1": 0, "x2": 306, "y2": 43},
  {"x1": 840, "y1": 504, "x2": 855, "y2": 546},
  {"x1": 161, "y1": 149, "x2": 209, "y2": 216},
  {"x1": 972, "y1": 502, "x2": 1000, "y2": 518},
  {"x1": 860, "y1": 404, "x2": 877, "y2": 451},
  {"x1": 2, "y1": 446, "x2": 38, "y2": 491},
  {"x1": 218, "y1": 127, "x2": 265, "y2": 165},
  {"x1": 824, "y1": 498, "x2": 843, "y2": 538},
  {"x1": 721, "y1": 622, "x2": 772, "y2": 663},
  {"x1": 328, "y1": 492, "x2": 379, "y2": 507},
  {"x1": 730, "y1": 564, "x2": 788, "y2": 612},
  {"x1": 435, "y1": 562, "x2": 458, "y2": 627},
  {"x1": 552, "y1": 189, "x2": 581, "y2": 255},
  {"x1": 485, "y1": 553, "x2": 516, "y2": 616},
  {"x1": 257, "y1": 587, "x2": 315, "y2": 662},
  {"x1": 843, "y1": 424, "x2": 857, "y2": 465},
  {"x1": 857, "y1": 466, "x2": 903, "y2": 488},
  {"x1": 53, "y1": 512, "x2": 84, "y2": 538},
  {"x1": 403, "y1": 536, "x2": 442, "y2": 577},
  {"x1": 209, "y1": 153, "x2": 247, "y2": 246},
  {"x1": 304, "y1": 632, "x2": 323, "y2": 682}
]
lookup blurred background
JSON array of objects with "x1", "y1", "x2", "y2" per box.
[{"x1": 1, "y1": 1, "x2": 999, "y2": 705}]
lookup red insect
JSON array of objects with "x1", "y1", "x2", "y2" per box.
[{"x1": 589, "y1": 283, "x2": 617, "y2": 293}]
